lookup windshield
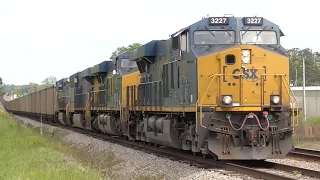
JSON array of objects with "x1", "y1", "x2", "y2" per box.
[
  {"x1": 194, "y1": 30, "x2": 235, "y2": 45},
  {"x1": 240, "y1": 30, "x2": 277, "y2": 44},
  {"x1": 120, "y1": 59, "x2": 137, "y2": 68}
]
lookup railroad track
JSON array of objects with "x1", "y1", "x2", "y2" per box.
[
  {"x1": 16, "y1": 116, "x2": 319, "y2": 180},
  {"x1": 232, "y1": 160, "x2": 320, "y2": 179},
  {"x1": 289, "y1": 148, "x2": 320, "y2": 161}
]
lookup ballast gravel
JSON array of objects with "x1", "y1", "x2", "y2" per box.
[
  {"x1": 11, "y1": 115, "x2": 257, "y2": 180},
  {"x1": 267, "y1": 158, "x2": 320, "y2": 172}
]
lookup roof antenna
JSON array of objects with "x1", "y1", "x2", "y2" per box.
[{"x1": 202, "y1": 14, "x2": 209, "y2": 19}]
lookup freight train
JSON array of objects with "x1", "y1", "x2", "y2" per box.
[{"x1": 2, "y1": 15, "x2": 297, "y2": 160}]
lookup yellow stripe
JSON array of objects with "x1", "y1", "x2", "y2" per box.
[
  {"x1": 215, "y1": 106, "x2": 262, "y2": 111},
  {"x1": 61, "y1": 106, "x2": 264, "y2": 112}
]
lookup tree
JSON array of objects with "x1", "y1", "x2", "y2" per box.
[
  {"x1": 0, "y1": 77, "x2": 4, "y2": 96},
  {"x1": 28, "y1": 82, "x2": 40, "y2": 93},
  {"x1": 41, "y1": 76, "x2": 57, "y2": 88},
  {"x1": 288, "y1": 48, "x2": 320, "y2": 86},
  {"x1": 110, "y1": 43, "x2": 141, "y2": 59}
]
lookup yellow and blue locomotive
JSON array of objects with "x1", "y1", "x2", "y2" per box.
[{"x1": 121, "y1": 15, "x2": 294, "y2": 160}]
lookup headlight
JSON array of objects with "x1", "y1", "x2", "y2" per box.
[
  {"x1": 272, "y1": 95, "x2": 280, "y2": 104},
  {"x1": 241, "y1": 56, "x2": 250, "y2": 64},
  {"x1": 241, "y1": 50, "x2": 250, "y2": 56},
  {"x1": 241, "y1": 49, "x2": 251, "y2": 64},
  {"x1": 223, "y1": 96, "x2": 232, "y2": 105}
]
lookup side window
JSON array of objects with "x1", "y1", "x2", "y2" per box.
[
  {"x1": 116, "y1": 58, "x2": 120, "y2": 71},
  {"x1": 172, "y1": 30, "x2": 189, "y2": 53},
  {"x1": 113, "y1": 58, "x2": 120, "y2": 75},
  {"x1": 172, "y1": 36, "x2": 179, "y2": 50},
  {"x1": 180, "y1": 32, "x2": 189, "y2": 53},
  {"x1": 58, "y1": 83, "x2": 63, "y2": 91}
]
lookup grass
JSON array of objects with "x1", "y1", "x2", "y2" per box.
[
  {"x1": 293, "y1": 138, "x2": 320, "y2": 150},
  {"x1": 0, "y1": 110, "x2": 165, "y2": 180},
  {"x1": 0, "y1": 110, "x2": 106, "y2": 180},
  {"x1": 305, "y1": 116, "x2": 320, "y2": 127},
  {"x1": 292, "y1": 114, "x2": 320, "y2": 150}
]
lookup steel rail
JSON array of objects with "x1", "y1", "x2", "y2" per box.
[{"x1": 289, "y1": 148, "x2": 320, "y2": 161}]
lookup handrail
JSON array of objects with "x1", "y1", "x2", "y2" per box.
[
  {"x1": 196, "y1": 74, "x2": 221, "y2": 135},
  {"x1": 65, "y1": 103, "x2": 69, "y2": 118},
  {"x1": 281, "y1": 75, "x2": 299, "y2": 130},
  {"x1": 120, "y1": 103, "x2": 122, "y2": 122}
]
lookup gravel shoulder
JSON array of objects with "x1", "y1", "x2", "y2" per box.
[{"x1": 13, "y1": 115, "x2": 251, "y2": 180}]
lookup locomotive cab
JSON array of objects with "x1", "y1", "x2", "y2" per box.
[
  {"x1": 190, "y1": 16, "x2": 293, "y2": 160},
  {"x1": 114, "y1": 53, "x2": 139, "y2": 76}
]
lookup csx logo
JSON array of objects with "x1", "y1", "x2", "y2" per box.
[{"x1": 222, "y1": 66, "x2": 267, "y2": 82}]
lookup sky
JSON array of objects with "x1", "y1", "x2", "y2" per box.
[{"x1": 0, "y1": 0, "x2": 318, "y2": 85}]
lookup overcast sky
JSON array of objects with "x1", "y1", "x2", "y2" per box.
[{"x1": 0, "y1": 0, "x2": 317, "y2": 85}]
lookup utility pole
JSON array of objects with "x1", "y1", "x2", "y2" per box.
[{"x1": 302, "y1": 57, "x2": 307, "y2": 121}]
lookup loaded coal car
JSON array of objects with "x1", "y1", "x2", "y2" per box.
[{"x1": 3, "y1": 86, "x2": 55, "y2": 122}]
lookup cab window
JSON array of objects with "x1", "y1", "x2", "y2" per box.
[
  {"x1": 118, "y1": 58, "x2": 138, "y2": 76},
  {"x1": 120, "y1": 59, "x2": 138, "y2": 68},
  {"x1": 194, "y1": 30, "x2": 235, "y2": 45},
  {"x1": 240, "y1": 30, "x2": 277, "y2": 44}
]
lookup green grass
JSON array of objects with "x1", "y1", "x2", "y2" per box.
[
  {"x1": 0, "y1": 110, "x2": 104, "y2": 180},
  {"x1": 305, "y1": 116, "x2": 320, "y2": 127}
]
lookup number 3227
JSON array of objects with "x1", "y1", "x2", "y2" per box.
[
  {"x1": 210, "y1": 18, "x2": 227, "y2": 23},
  {"x1": 246, "y1": 17, "x2": 262, "y2": 24}
]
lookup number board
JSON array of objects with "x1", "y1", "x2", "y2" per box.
[
  {"x1": 208, "y1": 17, "x2": 229, "y2": 25},
  {"x1": 243, "y1": 17, "x2": 263, "y2": 26}
]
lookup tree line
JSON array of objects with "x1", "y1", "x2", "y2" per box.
[
  {"x1": 2, "y1": 76, "x2": 57, "y2": 98},
  {"x1": 0, "y1": 45, "x2": 318, "y2": 98},
  {"x1": 288, "y1": 48, "x2": 320, "y2": 86}
]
